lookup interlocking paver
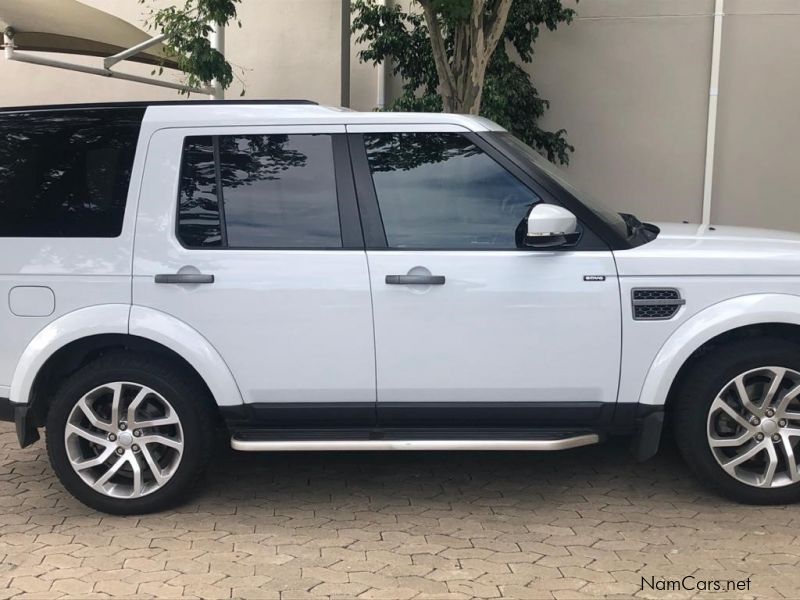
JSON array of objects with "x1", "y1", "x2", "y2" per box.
[{"x1": 2, "y1": 425, "x2": 799, "y2": 599}]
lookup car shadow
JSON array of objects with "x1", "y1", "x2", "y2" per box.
[{"x1": 188, "y1": 432, "x2": 728, "y2": 510}]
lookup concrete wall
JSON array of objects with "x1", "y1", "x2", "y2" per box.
[
  {"x1": 524, "y1": 0, "x2": 800, "y2": 230},
  {"x1": 1, "y1": 0, "x2": 799, "y2": 231},
  {"x1": 530, "y1": 0, "x2": 713, "y2": 224},
  {"x1": 0, "y1": 0, "x2": 351, "y2": 106},
  {"x1": 712, "y1": 0, "x2": 800, "y2": 230}
]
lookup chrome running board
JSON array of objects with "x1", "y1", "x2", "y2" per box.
[{"x1": 231, "y1": 434, "x2": 600, "y2": 452}]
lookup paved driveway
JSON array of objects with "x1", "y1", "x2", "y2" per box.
[{"x1": 1, "y1": 422, "x2": 799, "y2": 599}]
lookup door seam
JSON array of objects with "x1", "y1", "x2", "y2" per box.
[{"x1": 364, "y1": 252, "x2": 380, "y2": 427}]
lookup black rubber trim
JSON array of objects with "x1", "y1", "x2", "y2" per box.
[
  {"x1": 221, "y1": 402, "x2": 377, "y2": 429},
  {"x1": 347, "y1": 133, "x2": 388, "y2": 248},
  {"x1": 332, "y1": 134, "x2": 366, "y2": 249},
  {"x1": 378, "y1": 401, "x2": 613, "y2": 428},
  {"x1": 0, "y1": 397, "x2": 13, "y2": 423},
  {"x1": 14, "y1": 404, "x2": 40, "y2": 448},
  {"x1": 221, "y1": 401, "x2": 615, "y2": 430},
  {"x1": 631, "y1": 405, "x2": 665, "y2": 462}
]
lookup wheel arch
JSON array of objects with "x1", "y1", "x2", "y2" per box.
[
  {"x1": 639, "y1": 294, "x2": 800, "y2": 409},
  {"x1": 10, "y1": 305, "x2": 243, "y2": 425}
]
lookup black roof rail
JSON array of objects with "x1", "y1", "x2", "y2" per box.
[{"x1": 0, "y1": 99, "x2": 320, "y2": 113}]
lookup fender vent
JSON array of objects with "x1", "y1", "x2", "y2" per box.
[{"x1": 632, "y1": 288, "x2": 685, "y2": 321}]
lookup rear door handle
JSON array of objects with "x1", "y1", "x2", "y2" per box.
[
  {"x1": 154, "y1": 273, "x2": 215, "y2": 284},
  {"x1": 385, "y1": 274, "x2": 446, "y2": 285}
]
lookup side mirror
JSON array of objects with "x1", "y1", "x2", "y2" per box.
[{"x1": 519, "y1": 204, "x2": 581, "y2": 249}]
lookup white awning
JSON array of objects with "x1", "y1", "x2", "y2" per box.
[{"x1": 0, "y1": 0, "x2": 179, "y2": 69}]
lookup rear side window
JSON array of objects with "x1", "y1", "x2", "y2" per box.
[
  {"x1": 177, "y1": 134, "x2": 342, "y2": 249},
  {"x1": 0, "y1": 109, "x2": 143, "y2": 237}
]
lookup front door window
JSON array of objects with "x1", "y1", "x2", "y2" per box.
[{"x1": 364, "y1": 133, "x2": 541, "y2": 249}]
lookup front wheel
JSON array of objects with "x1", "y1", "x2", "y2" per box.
[
  {"x1": 674, "y1": 337, "x2": 800, "y2": 504},
  {"x1": 46, "y1": 353, "x2": 214, "y2": 514}
]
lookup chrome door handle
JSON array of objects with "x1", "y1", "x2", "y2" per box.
[
  {"x1": 154, "y1": 273, "x2": 215, "y2": 284},
  {"x1": 385, "y1": 274, "x2": 446, "y2": 285}
]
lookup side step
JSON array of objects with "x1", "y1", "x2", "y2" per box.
[{"x1": 230, "y1": 429, "x2": 600, "y2": 452}]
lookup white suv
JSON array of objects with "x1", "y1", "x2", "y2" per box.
[{"x1": 3, "y1": 100, "x2": 800, "y2": 513}]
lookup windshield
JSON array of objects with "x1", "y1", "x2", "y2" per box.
[{"x1": 487, "y1": 132, "x2": 654, "y2": 244}]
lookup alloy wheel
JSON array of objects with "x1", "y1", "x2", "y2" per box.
[
  {"x1": 64, "y1": 382, "x2": 184, "y2": 498},
  {"x1": 707, "y1": 366, "x2": 800, "y2": 488}
]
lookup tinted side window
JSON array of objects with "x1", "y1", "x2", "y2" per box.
[
  {"x1": 177, "y1": 134, "x2": 342, "y2": 249},
  {"x1": 178, "y1": 137, "x2": 222, "y2": 248},
  {"x1": 364, "y1": 133, "x2": 541, "y2": 249},
  {"x1": 0, "y1": 109, "x2": 143, "y2": 237}
]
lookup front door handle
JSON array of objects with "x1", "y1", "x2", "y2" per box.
[
  {"x1": 154, "y1": 273, "x2": 215, "y2": 284},
  {"x1": 385, "y1": 274, "x2": 446, "y2": 285}
]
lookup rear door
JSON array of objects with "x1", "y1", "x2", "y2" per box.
[
  {"x1": 348, "y1": 126, "x2": 622, "y2": 428},
  {"x1": 133, "y1": 126, "x2": 376, "y2": 427}
]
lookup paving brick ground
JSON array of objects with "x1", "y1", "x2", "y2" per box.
[{"x1": 1, "y1": 422, "x2": 799, "y2": 599}]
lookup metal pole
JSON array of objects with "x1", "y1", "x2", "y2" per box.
[
  {"x1": 7, "y1": 50, "x2": 212, "y2": 94},
  {"x1": 209, "y1": 23, "x2": 225, "y2": 100},
  {"x1": 376, "y1": 0, "x2": 386, "y2": 109},
  {"x1": 4, "y1": 29, "x2": 16, "y2": 60},
  {"x1": 701, "y1": 0, "x2": 724, "y2": 226},
  {"x1": 104, "y1": 33, "x2": 168, "y2": 69}
]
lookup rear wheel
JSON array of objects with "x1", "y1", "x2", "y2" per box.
[
  {"x1": 46, "y1": 353, "x2": 214, "y2": 514},
  {"x1": 674, "y1": 337, "x2": 800, "y2": 504}
]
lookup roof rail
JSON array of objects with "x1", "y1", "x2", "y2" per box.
[{"x1": 0, "y1": 99, "x2": 320, "y2": 113}]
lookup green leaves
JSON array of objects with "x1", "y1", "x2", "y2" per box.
[
  {"x1": 352, "y1": 0, "x2": 577, "y2": 164},
  {"x1": 427, "y1": 0, "x2": 473, "y2": 23},
  {"x1": 142, "y1": 0, "x2": 242, "y2": 95}
]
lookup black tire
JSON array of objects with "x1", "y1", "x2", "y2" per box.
[
  {"x1": 673, "y1": 336, "x2": 800, "y2": 504},
  {"x1": 46, "y1": 352, "x2": 215, "y2": 514}
]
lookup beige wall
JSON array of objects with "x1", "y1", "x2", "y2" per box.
[
  {"x1": 712, "y1": 0, "x2": 800, "y2": 229},
  {"x1": 528, "y1": 0, "x2": 800, "y2": 230},
  {"x1": 2, "y1": 0, "x2": 799, "y2": 231},
  {"x1": 530, "y1": 0, "x2": 713, "y2": 224},
  {"x1": 1, "y1": 0, "x2": 350, "y2": 106}
]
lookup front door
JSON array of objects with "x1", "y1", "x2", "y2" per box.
[
  {"x1": 348, "y1": 127, "x2": 621, "y2": 428},
  {"x1": 133, "y1": 126, "x2": 376, "y2": 426}
]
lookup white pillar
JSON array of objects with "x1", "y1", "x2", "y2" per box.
[
  {"x1": 4, "y1": 29, "x2": 16, "y2": 60},
  {"x1": 376, "y1": 0, "x2": 387, "y2": 109},
  {"x1": 701, "y1": 0, "x2": 724, "y2": 225},
  {"x1": 209, "y1": 23, "x2": 226, "y2": 100}
]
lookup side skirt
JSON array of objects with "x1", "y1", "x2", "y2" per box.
[{"x1": 231, "y1": 428, "x2": 601, "y2": 452}]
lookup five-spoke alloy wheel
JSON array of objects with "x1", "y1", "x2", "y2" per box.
[{"x1": 47, "y1": 353, "x2": 214, "y2": 514}]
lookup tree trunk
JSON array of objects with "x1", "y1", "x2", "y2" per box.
[
  {"x1": 419, "y1": 0, "x2": 514, "y2": 115},
  {"x1": 418, "y1": 2, "x2": 458, "y2": 112}
]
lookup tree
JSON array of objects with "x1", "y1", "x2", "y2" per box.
[
  {"x1": 352, "y1": 0, "x2": 577, "y2": 164},
  {"x1": 140, "y1": 0, "x2": 242, "y2": 93},
  {"x1": 421, "y1": 0, "x2": 513, "y2": 115}
]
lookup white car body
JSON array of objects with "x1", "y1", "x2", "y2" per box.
[{"x1": 2, "y1": 100, "x2": 799, "y2": 471}]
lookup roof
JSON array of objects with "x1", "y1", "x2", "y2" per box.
[
  {"x1": 0, "y1": 100, "x2": 320, "y2": 113},
  {"x1": 143, "y1": 103, "x2": 505, "y2": 132},
  {"x1": 0, "y1": 0, "x2": 179, "y2": 69},
  {"x1": 0, "y1": 100, "x2": 505, "y2": 133}
]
